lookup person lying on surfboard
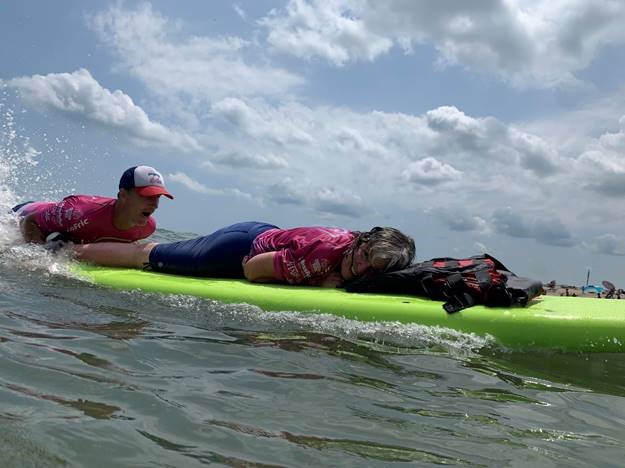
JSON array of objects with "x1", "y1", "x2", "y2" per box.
[
  {"x1": 70, "y1": 221, "x2": 415, "y2": 288},
  {"x1": 13, "y1": 166, "x2": 174, "y2": 244}
]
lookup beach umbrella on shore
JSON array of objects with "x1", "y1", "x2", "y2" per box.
[
  {"x1": 602, "y1": 280, "x2": 617, "y2": 299},
  {"x1": 602, "y1": 280, "x2": 616, "y2": 291}
]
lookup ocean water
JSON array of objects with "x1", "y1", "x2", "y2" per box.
[
  {"x1": 2, "y1": 109, "x2": 625, "y2": 467},
  {"x1": 2, "y1": 229, "x2": 625, "y2": 467}
]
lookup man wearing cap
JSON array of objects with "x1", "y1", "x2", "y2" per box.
[{"x1": 14, "y1": 165, "x2": 174, "y2": 244}]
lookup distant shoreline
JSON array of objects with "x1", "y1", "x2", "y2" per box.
[{"x1": 544, "y1": 286, "x2": 622, "y2": 299}]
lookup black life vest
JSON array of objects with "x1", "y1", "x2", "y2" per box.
[{"x1": 345, "y1": 254, "x2": 544, "y2": 313}]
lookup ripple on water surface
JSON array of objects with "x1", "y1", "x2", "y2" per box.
[{"x1": 1, "y1": 244, "x2": 625, "y2": 466}]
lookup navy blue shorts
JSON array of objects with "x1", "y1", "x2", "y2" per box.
[
  {"x1": 148, "y1": 221, "x2": 278, "y2": 277},
  {"x1": 11, "y1": 201, "x2": 35, "y2": 213}
]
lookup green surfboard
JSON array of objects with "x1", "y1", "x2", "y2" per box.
[{"x1": 73, "y1": 264, "x2": 625, "y2": 353}]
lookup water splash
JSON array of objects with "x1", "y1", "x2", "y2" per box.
[
  {"x1": 1, "y1": 84, "x2": 78, "y2": 205},
  {"x1": 0, "y1": 95, "x2": 70, "y2": 272},
  {"x1": 117, "y1": 289, "x2": 493, "y2": 354},
  {"x1": 0, "y1": 88, "x2": 37, "y2": 248},
  {"x1": 0, "y1": 87, "x2": 41, "y2": 204}
]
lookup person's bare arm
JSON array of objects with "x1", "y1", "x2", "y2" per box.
[
  {"x1": 243, "y1": 252, "x2": 344, "y2": 287},
  {"x1": 20, "y1": 213, "x2": 46, "y2": 243},
  {"x1": 314, "y1": 272, "x2": 345, "y2": 288},
  {"x1": 242, "y1": 252, "x2": 278, "y2": 283},
  {"x1": 72, "y1": 242, "x2": 157, "y2": 268}
]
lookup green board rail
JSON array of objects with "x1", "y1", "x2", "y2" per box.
[{"x1": 73, "y1": 264, "x2": 625, "y2": 353}]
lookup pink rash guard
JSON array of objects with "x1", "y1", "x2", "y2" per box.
[
  {"x1": 20, "y1": 195, "x2": 155, "y2": 243},
  {"x1": 247, "y1": 227, "x2": 356, "y2": 284}
]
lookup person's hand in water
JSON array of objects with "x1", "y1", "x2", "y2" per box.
[{"x1": 43, "y1": 232, "x2": 70, "y2": 254}]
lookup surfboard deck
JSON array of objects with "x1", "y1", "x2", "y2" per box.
[{"x1": 72, "y1": 264, "x2": 625, "y2": 353}]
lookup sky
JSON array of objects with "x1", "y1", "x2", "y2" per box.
[{"x1": 2, "y1": 0, "x2": 625, "y2": 286}]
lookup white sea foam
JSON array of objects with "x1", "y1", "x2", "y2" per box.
[{"x1": 119, "y1": 289, "x2": 493, "y2": 354}]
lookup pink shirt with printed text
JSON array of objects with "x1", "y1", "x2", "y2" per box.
[
  {"x1": 21, "y1": 195, "x2": 155, "y2": 243},
  {"x1": 248, "y1": 227, "x2": 356, "y2": 284}
]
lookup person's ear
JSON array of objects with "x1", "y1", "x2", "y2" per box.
[{"x1": 118, "y1": 188, "x2": 129, "y2": 201}]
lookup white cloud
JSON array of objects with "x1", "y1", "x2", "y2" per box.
[
  {"x1": 233, "y1": 4, "x2": 247, "y2": 21},
  {"x1": 508, "y1": 129, "x2": 560, "y2": 175},
  {"x1": 260, "y1": 0, "x2": 393, "y2": 66},
  {"x1": 90, "y1": 3, "x2": 303, "y2": 106},
  {"x1": 335, "y1": 127, "x2": 388, "y2": 156},
  {"x1": 168, "y1": 171, "x2": 253, "y2": 200},
  {"x1": 167, "y1": 171, "x2": 212, "y2": 194},
  {"x1": 591, "y1": 234, "x2": 625, "y2": 256},
  {"x1": 491, "y1": 207, "x2": 576, "y2": 247},
  {"x1": 430, "y1": 205, "x2": 582, "y2": 250},
  {"x1": 267, "y1": 178, "x2": 308, "y2": 206},
  {"x1": 202, "y1": 97, "x2": 571, "y2": 227},
  {"x1": 403, "y1": 157, "x2": 461, "y2": 186},
  {"x1": 260, "y1": 0, "x2": 625, "y2": 88},
  {"x1": 576, "y1": 115, "x2": 625, "y2": 197},
  {"x1": 78, "y1": 4, "x2": 571, "y2": 227},
  {"x1": 598, "y1": 115, "x2": 625, "y2": 151},
  {"x1": 7, "y1": 69, "x2": 201, "y2": 152},
  {"x1": 266, "y1": 178, "x2": 368, "y2": 218},
  {"x1": 213, "y1": 150, "x2": 288, "y2": 170},
  {"x1": 312, "y1": 186, "x2": 368, "y2": 218},
  {"x1": 211, "y1": 98, "x2": 314, "y2": 145},
  {"x1": 431, "y1": 208, "x2": 490, "y2": 234},
  {"x1": 425, "y1": 106, "x2": 560, "y2": 177}
]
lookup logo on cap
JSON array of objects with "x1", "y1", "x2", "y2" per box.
[{"x1": 147, "y1": 172, "x2": 163, "y2": 185}]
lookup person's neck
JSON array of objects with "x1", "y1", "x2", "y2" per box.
[{"x1": 113, "y1": 200, "x2": 133, "y2": 230}]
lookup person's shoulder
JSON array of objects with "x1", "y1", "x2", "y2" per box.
[
  {"x1": 281, "y1": 227, "x2": 352, "y2": 243},
  {"x1": 16, "y1": 201, "x2": 53, "y2": 215},
  {"x1": 283, "y1": 226, "x2": 348, "y2": 235},
  {"x1": 64, "y1": 194, "x2": 113, "y2": 202},
  {"x1": 317, "y1": 226, "x2": 353, "y2": 236},
  {"x1": 63, "y1": 194, "x2": 115, "y2": 207}
]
